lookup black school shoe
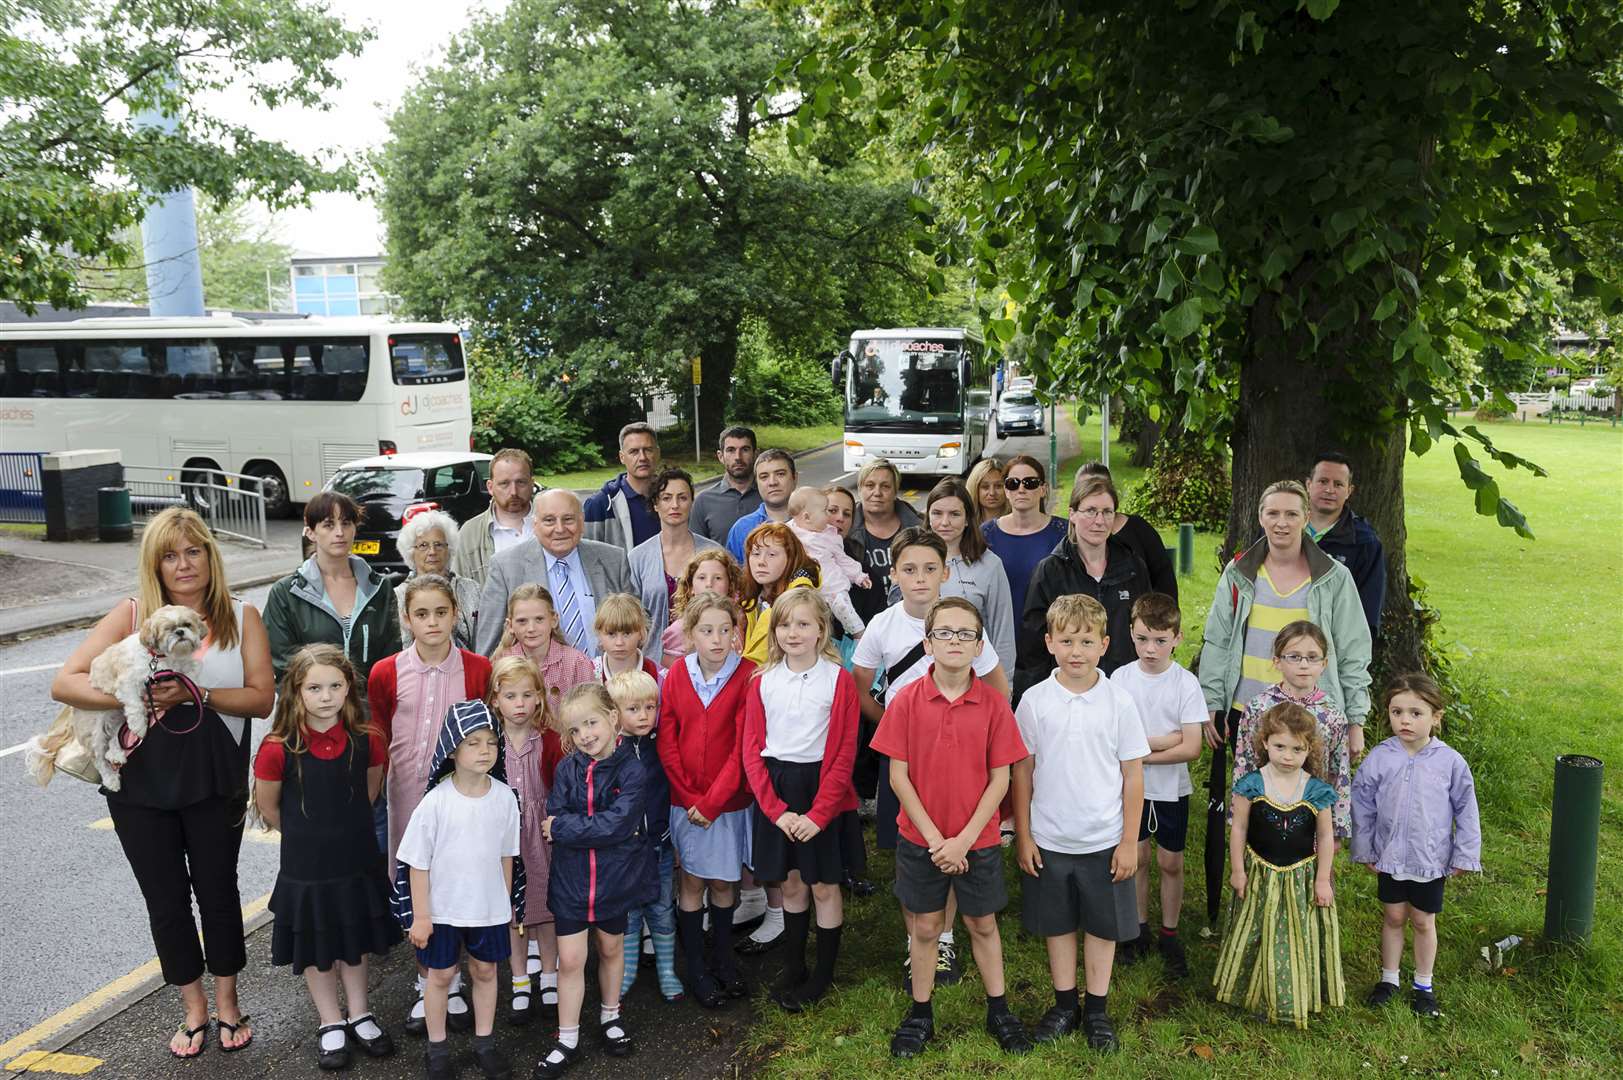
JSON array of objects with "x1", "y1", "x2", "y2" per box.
[
  {"x1": 934, "y1": 940, "x2": 963, "y2": 987},
  {"x1": 1411, "y1": 987, "x2": 1442, "y2": 1018},
  {"x1": 986, "y1": 1012, "x2": 1034, "y2": 1054},
  {"x1": 531, "y1": 1040, "x2": 580, "y2": 1079},
  {"x1": 1031, "y1": 1004, "x2": 1082, "y2": 1044},
  {"x1": 1083, "y1": 1011, "x2": 1119, "y2": 1052},
  {"x1": 1365, "y1": 981, "x2": 1401, "y2": 1007},
  {"x1": 889, "y1": 1015, "x2": 934, "y2": 1058},
  {"x1": 1158, "y1": 932, "x2": 1190, "y2": 977},
  {"x1": 473, "y1": 1042, "x2": 513, "y2": 1079},
  {"x1": 600, "y1": 1015, "x2": 636, "y2": 1057},
  {"x1": 689, "y1": 973, "x2": 727, "y2": 1009},
  {"x1": 1117, "y1": 930, "x2": 1149, "y2": 966},
  {"x1": 315, "y1": 1023, "x2": 351, "y2": 1072},
  {"x1": 345, "y1": 1014, "x2": 395, "y2": 1058}
]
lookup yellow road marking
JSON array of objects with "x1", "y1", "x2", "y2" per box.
[
  {"x1": 3, "y1": 1050, "x2": 104, "y2": 1074},
  {"x1": 0, "y1": 891, "x2": 271, "y2": 1063}
]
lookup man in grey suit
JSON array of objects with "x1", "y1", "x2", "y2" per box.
[{"x1": 475, "y1": 489, "x2": 633, "y2": 656}]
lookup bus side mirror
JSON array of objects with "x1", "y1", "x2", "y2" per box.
[{"x1": 832, "y1": 350, "x2": 851, "y2": 387}]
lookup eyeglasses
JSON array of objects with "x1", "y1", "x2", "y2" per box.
[
  {"x1": 414, "y1": 541, "x2": 449, "y2": 553},
  {"x1": 1280, "y1": 653, "x2": 1325, "y2": 665},
  {"x1": 1003, "y1": 476, "x2": 1043, "y2": 491},
  {"x1": 1072, "y1": 507, "x2": 1113, "y2": 521},
  {"x1": 927, "y1": 628, "x2": 982, "y2": 642}
]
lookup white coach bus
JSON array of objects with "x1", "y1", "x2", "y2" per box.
[
  {"x1": 833, "y1": 327, "x2": 995, "y2": 477},
  {"x1": 0, "y1": 316, "x2": 471, "y2": 517}
]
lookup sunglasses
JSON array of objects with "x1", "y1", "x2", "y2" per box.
[{"x1": 1003, "y1": 476, "x2": 1043, "y2": 491}]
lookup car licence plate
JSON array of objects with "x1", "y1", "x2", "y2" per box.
[{"x1": 351, "y1": 541, "x2": 380, "y2": 555}]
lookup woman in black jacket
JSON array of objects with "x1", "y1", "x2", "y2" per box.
[
  {"x1": 1075, "y1": 461, "x2": 1177, "y2": 600},
  {"x1": 1013, "y1": 473, "x2": 1152, "y2": 703}
]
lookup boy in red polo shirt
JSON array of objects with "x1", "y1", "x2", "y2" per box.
[{"x1": 870, "y1": 597, "x2": 1032, "y2": 1060}]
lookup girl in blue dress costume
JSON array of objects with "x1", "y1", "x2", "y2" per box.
[{"x1": 1213, "y1": 701, "x2": 1345, "y2": 1028}]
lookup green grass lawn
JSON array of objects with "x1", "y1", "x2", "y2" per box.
[
  {"x1": 541, "y1": 423, "x2": 840, "y2": 491},
  {"x1": 747, "y1": 418, "x2": 1623, "y2": 1078}
]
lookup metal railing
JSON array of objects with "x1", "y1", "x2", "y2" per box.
[
  {"x1": 0, "y1": 451, "x2": 46, "y2": 524},
  {"x1": 124, "y1": 465, "x2": 268, "y2": 547}
]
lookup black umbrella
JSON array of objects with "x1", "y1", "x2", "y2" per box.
[{"x1": 1204, "y1": 719, "x2": 1230, "y2": 927}]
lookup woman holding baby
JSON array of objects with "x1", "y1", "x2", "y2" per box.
[{"x1": 51, "y1": 506, "x2": 274, "y2": 1058}]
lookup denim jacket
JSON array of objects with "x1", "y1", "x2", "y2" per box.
[{"x1": 1350, "y1": 736, "x2": 1482, "y2": 879}]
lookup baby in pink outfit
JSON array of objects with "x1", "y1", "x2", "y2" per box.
[{"x1": 787, "y1": 486, "x2": 871, "y2": 636}]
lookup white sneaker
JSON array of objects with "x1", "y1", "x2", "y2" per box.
[{"x1": 734, "y1": 887, "x2": 768, "y2": 924}]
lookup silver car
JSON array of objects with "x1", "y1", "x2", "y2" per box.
[{"x1": 996, "y1": 390, "x2": 1044, "y2": 437}]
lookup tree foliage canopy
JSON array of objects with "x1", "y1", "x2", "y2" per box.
[
  {"x1": 1, "y1": 0, "x2": 367, "y2": 311},
  {"x1": 376, "y1": 0, "x2": 957, "y2": 444},
  {"x1": 801, "y1": 0, "x2": 1623, "y2": 537}
]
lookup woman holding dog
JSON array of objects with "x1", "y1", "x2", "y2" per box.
[{"x1": 50, "y1": 507, "x2": 275, "y2": 1058}]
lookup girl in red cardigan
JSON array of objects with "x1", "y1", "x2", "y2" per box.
[
  {"x1": 366, "y1": 574, "x2": 492, "y2": 1034},
  {"x1": 657, "y1": 592, "x2": 756, "y2": 1008},
  {"x1": 740, "y1": 589, "x2": 860, "y2": 1013}
]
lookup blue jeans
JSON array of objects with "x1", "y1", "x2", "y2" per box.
[
  {"x1": 372, "y1": 792, "x2": 388, "y2": 855},
  {"x1": 624, "y1": 844, "x2": 676, "y2": 941}
]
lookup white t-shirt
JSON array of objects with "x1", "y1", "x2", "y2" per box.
[
  {"x1": 1015, "y1": 672, "x2": 1151, "y2": 855},
  {"x1": 397, "y1": 778, "x2": 522, "y2": 926},
  {"x1": 1109, "y1": 660, "x2": 1206, "y2": 801},
  {"x1": 852, "y1": 603, "x2": 1000, "y2": 701},
  {"x1": 759, "y1": 657, "x2": 840, "y2": 763}
]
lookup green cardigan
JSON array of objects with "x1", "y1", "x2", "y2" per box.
[{"x1": 1197, "y1": 536, "x2": 1374, "y2": 722}]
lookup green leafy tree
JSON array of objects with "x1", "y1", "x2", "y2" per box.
[
  {"x1": 375, "y1": 0, "x2": 945, "y2": 449},
  {"x1": 1, "y1": 0, "x2": 368, "y2": 311},
  {"x1": 802, "y1": 0, "x2": 1623, "y2": 668},
  {"x1": 79, "y1": 199, "x2": 293, "y2": 311}
]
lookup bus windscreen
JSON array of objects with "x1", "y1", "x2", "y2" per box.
[
  {"x1": 389, "y1": 334, "x2": 465, "y2": 385},
  {"x1": 845, "y1": 338, "x2": 963, "y2": 430}
]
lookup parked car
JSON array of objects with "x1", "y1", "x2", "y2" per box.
[
  {"x1": 996, "y1": 389, "x2": 1045, "y2": 438},
  {"x1": 315, "y1": 452, "x2": 511, "y2": 575}
]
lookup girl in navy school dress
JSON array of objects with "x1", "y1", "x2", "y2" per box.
[{"x1": 254, "y1": 644, "x2": 400, "y2": 1071}]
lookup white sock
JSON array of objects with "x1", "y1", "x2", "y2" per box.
[
  {"x1": 939, "y1": 929, "x2": 955, "y2": 947},
  {"x1": 415, "y1": 973, "x2": 427, "y2": 993},
  {"x1": 558, "y1": 1025, "x2": 580, "y2": 1049},
  {"x1": 749, "y1": 905, "x2": 784, "y2": 942},
  {"x1": 1380, "y1": 968, "x2": 1401, "y2": 986},
  {"x1": 1413, "y1": 971, "x2": 1433, "y2": 990},
  {"x1": 350, "y1": 1014, "x2": 383, "y2": 1040},
  {"x1": 537, "y1": 971, "x2": 559, "y2": 990},
  {"x1": 319, "y1": 1027, "x2": 347, "y2": 1052},
  {"x1": 599, "y1": 1003, "x2": 621, "y2": 1025},
  {"x1": 512, "y1": 974, "x2": 531, "y2": 993},
  {"x1": 528, "y1": 937, "x2": 541, "y2": 957}
]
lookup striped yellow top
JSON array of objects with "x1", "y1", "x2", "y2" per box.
[{"x1": 1232, "y1": 566, "x2": 1310, "y2": 710}]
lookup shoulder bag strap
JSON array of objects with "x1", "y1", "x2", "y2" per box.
[{"x1": 876, "y1": 640, "x2": 930, "y2": 706}]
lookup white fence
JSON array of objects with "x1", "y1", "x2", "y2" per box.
[
  {"x1": 124, "y1": 465, "x2": 268, "y2": 547},
  {"x1": 1509, "y1": 391, "x2": 1617, "y2": 412}
]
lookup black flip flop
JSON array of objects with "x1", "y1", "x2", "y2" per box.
[
  {"x1": 170, "y1": 1021, "x2": 208, "y2": 1059},
  {"x1": 216, "y1": 1013, "x2": 253, "y2": 1053}
]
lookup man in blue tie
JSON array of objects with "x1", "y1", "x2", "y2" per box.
[{"x1": 475, "y1": 489, "x2": 635, "y2": 656}]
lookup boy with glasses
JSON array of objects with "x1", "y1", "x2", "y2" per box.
[
  {"x1": 870, "y1": 597, "x2": 1032, "y2": 1058},
  {"x1": 852, "y1": 529, "x2": 1009, "y2": 994}
]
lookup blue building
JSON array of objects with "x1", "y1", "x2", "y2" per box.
[{"x1": 289, "y1": 255, "x2": 398, "y2": 316}]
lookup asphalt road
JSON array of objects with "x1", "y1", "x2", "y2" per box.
[{"x1": 0, "y1": 428, "x2": 1065, "y2": 1071}]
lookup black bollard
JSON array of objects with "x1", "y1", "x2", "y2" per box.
[{"x1": 1543, "y1": 754, "x2": 1603, "y2": 945}]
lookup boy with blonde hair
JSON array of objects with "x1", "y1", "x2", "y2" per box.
[
  {"x1": 1012, "y1": 594, "x2": 1149, "y2": 1053},
  {"x1": 604, "y1": 668, "x2": 682, "y2": 1002}
]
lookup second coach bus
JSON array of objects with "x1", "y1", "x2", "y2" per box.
[{"x1": 0, "y1": 315, "x2": 471, "y2": 517}]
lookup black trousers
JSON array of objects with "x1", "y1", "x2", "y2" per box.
[{"x1": 109, "y1": 795, "x2": 247, "y2": 985}]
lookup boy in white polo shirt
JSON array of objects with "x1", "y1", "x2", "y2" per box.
[
  {"x1": 1012, "y1": 594, "x2": 1148, "y2": 1053},
  {"x1": 1108, "y1": 592, "x2": 1206, "y2": 976}
]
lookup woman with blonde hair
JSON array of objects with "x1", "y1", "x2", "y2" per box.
[
  {"x1": 966, "y1": 457, "x2": 1010, "y2": 528},
  {"x1": 51, "y1": 507, "x2": 275, "y2": 1058},
  {"x1": 393, "y1": 507, "x2": 481, "y2": 649}
]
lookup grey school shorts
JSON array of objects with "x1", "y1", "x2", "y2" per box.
[
  {"x1": 1020, "y1": 847, "x2": 1139, "y2": 940},
  {"x1": 893, "y1": 839, "x2": 1008, "y2": 918}
]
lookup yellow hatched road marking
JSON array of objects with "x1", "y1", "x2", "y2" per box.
[
  {"x1": 0, "y1": 892, "x2": 270, "y2": 1064},
  {"x1": 3, "y1": 1050, "x2": 104, "y2": 1074}
]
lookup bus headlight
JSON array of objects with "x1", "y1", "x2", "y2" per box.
[
  {"x1": 939, "y1": 442, "x2": 962, "y2": 459},
  {"x1": 845, "y1": 440, "x2": 864, "y2": 454}
]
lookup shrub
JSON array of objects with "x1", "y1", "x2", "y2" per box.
[
  {"x1": 470, "y1": 373, "x2": 602, "y2": 473},
  {"x1": 1122, "y1": 440, "x2": 1230, "y2": 531},
  {"x1": 728, "y1": 323, "x2": 841, "y2": 425}
]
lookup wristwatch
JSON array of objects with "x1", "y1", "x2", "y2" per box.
[{"x1": 201, "y1": 687, "x2": 211, "y2": 709}]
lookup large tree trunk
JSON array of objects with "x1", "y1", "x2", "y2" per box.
[
  {"x1": 1223, "y1": 286, "x2": 1422, "y2": 686},
  {"x1": 696, "y1": 324, "x2": 740, "y2": 449}
]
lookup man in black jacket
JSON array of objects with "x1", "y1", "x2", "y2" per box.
[{"x1": 1305, "y1": 451, "x2": 1387, "y2": 639}]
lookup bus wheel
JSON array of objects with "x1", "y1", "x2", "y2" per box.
[
  {"x1": 244, "y1": 463, "x2": 293, "y2": 519},
  {"x1": 181, "y1": 463, "x2": 225, "y2": 516}
]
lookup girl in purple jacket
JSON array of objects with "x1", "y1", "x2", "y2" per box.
[{"x1": 1350, "y1": 674, "x2": 1482, "y2": 1019}]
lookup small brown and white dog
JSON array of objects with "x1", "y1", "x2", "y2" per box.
[{"x1": 75, "y1": 605, "x2": 208, "y2": 790}]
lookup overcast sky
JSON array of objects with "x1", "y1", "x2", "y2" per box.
[{"x1": 212, "y1": 0, "x2": 507, "y2": 258}]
